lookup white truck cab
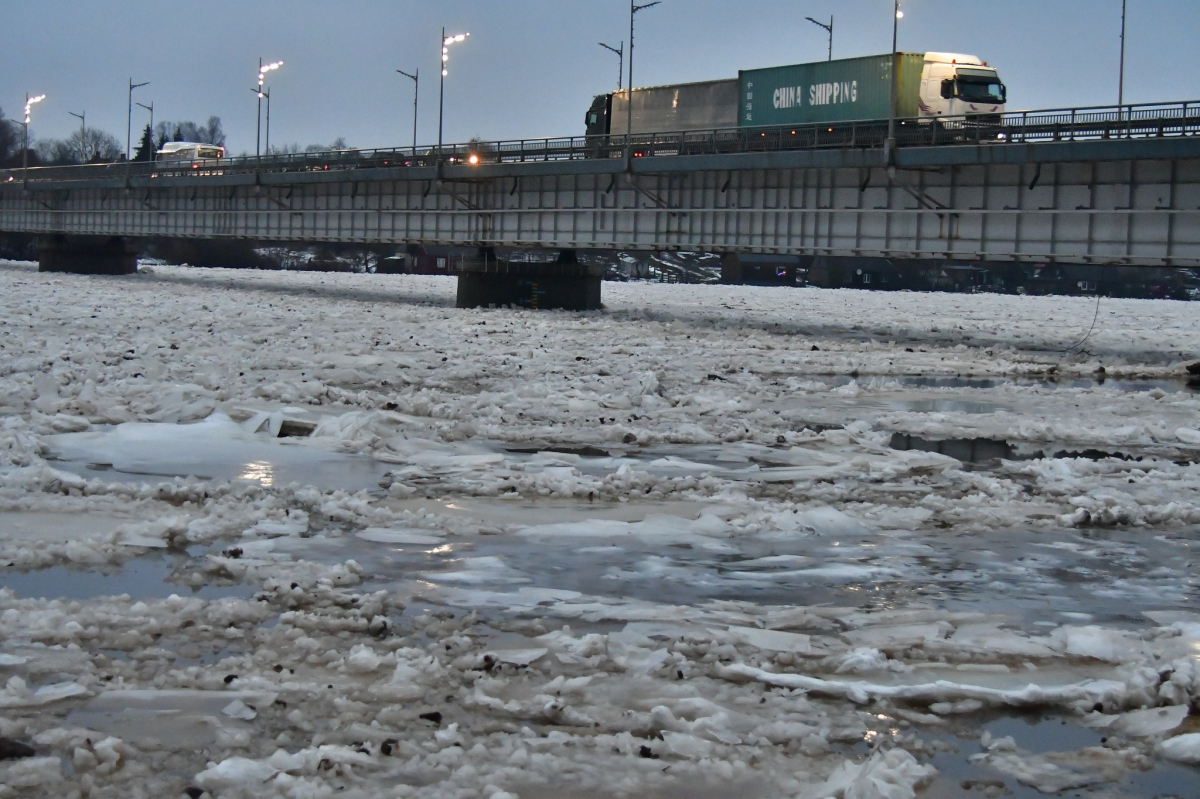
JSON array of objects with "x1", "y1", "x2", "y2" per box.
[{"x1": 918, "y1": 52, "x2": 1006, "y2": 120}]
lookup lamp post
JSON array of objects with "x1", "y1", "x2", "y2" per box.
[
  {"x1": 886, "y1": 1, "x2": 903, "y2": 162},
  {"x1": 627, "y1": 1, "x2": 661, "y2": 156},
  {"x1": 248, "y1": 87, "x2": 274, "y2": 153},
  {"x1": 68, "y1": 111, "x2": 86, "y2": 163},
  {"x1": 805, "y1": 16, "x2": 833, "y2": 61},
  {"x1": 23, "y1": 94, "x2": 45, "y2": 186},
  {"x1": 438, "y1": 29, "x2": 469, "y2": 158},
  {"x1": 256, "y1": 59, "x2": 283, "y2": 158},
  {"x1": 134, "y1": 101, "x2": 154, "y2": 161},
  {"x1": 1118, "y1": 0, "x2": 1127, "y2": 120},
  {"x1": 397, "y1": 69, "x2": 419, "y2": 151},
  {"x1": 127, "y1": 79, "x2": 149, "y2": 160},
  {"x1": 599, "y1": 41, "x2": 624, "y2": 89}
]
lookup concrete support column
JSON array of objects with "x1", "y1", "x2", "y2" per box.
[
  {"x1": 38, "y1": 235, "x2": 137, "y2": 275},
  {"x1": 456, "y1": 249, "x2": 603, "y2": 311},
  {"x1": 720, "y1": 253, "x2": 743, "y2": 285}
]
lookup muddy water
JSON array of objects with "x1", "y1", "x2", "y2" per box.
[
  {"x1": 2, "y1": 551, "x2": 255, "y2": 601},
  {"x1": 920, "y1": 715, "x2": 1200, "y2": 798},
  {"x1": 251, "y1": 498, "x2": 1200, "y2": 632}
]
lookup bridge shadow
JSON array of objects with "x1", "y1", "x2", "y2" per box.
[
  {"x1": 139, "y1": 268, "x2": 459, "y2": 309},
  {"x1": 0, "y1": 260, "x2": 459, "y2": 309},
  {"x1": 601, "y1": 292, "x2": 1183, "y2": 364}
]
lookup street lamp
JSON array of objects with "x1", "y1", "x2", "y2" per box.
[
  {"x1": 805, "y1": 16, "x2": 833, "y2": 61},
  {"x1": 438, "y1": 29, "x2": 469, "y2": 157},
  {"x1": 627, "y1": 1, "x2": 661, "y2": 155},
  {"x1": 249, "y1": 86, "x2": 276, "y2": 154},
  {"x1": 397, "y1": 69, "x2": 419, "y2": 151},
  {"x1": 23, "y1": 94, "x2": 45, "y2": 184},
  {"x1": 256, "y1": 59, "x2": 283, "y2": 158},
  {"x1": 599, "y1": 41, "x2": 624, "y2": 90},
  {"x1": 886, "y1": 1, "x2": 903, "y2": 162},
  {"x1": 127, "y1": 79, "x2": 149, "y2": 160},
  {"x1": 136, "y1": 101, "x2": 154, "y2": 159},
  {"x1": 1118, "y1": 0, "x2": 1127, "y2": 120},
  {"x1": 68, "y1": 111, "x2": 86, "y2": 163}
]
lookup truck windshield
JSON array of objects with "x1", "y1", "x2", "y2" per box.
[{"x1": 957, "y1": 77, "x2": 1006, "y2": 104}]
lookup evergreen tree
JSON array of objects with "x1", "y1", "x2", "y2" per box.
[{"x1": 133, "y1": 124, "x2": 156, "y2": 162}]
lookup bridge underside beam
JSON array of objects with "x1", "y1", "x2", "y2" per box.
[{"x1": 37, "y1": 235, "x2": 137, "y2": 275}]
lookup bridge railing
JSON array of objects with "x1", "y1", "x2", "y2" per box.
[{"x1": 3, "y1": 100, "x2": 1198, "y2": 186}]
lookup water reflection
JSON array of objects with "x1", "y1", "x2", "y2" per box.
[{"x1": 239, "y1": 461, "x2": 276, "y2": 486}]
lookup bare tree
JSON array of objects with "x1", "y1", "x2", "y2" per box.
[
  {"x1": 66, "y1": 128, "x2": 122, "y2": 162},
  {"x1": 202, "y1": 116, "x2": 226, "y2": 147},
  {"x1": 0, "y1": 108, "x2": 19, "y2": 166},
  {"x1": 35, "y1": 138, "x2": 78, "y2": 165},
  {"x1": 154, "y1": 117, "x2": 226, "y2": 148},
  {"x1": 32, "y1": 127, "x2": 123, "y2": 166},
  {"x1": 302, "y1": 138, "x2": 353, "y2": 153}
]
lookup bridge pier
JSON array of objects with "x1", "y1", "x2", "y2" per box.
[
  {"x1": 38, "y1": 235, "x2": 137, "y2": 275},
  {"x1": 456, "y1": 249, "x2": 603, "y2": 311}
]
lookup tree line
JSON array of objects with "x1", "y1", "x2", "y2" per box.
[
  {"x1": 0, "y1": 106, "x2": 226, "y2": 167},
  {"x1": 266, "y1": 137, "x2": 352, "y2": 155},
  {"x1": 1, "y1": 106, "x2": 356, "y2": 167}
]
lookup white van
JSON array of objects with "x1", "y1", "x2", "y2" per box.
[{"x1": 156, "y1": 142, "x2": 225, "y2": 161}]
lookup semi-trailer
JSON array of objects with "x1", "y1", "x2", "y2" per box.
[{"x1": 585, "y1": 52, "x2": 1006, "y2": 136}]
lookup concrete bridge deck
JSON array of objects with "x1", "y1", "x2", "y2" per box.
[{"x1": 2, "y1": 104, "x2": 1199, "y2": 308}]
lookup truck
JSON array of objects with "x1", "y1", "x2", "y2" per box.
[{"x1": 585, "y1": 52, "x2": 1006, "y2": 136}]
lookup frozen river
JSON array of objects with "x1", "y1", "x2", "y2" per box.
[{"x1": 1, "y1": 260, "x2": 1199, "y2": 798}]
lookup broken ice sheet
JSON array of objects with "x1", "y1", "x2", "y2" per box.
[
  {"x1": 354, "y1": 527, "x2": 445, "y2": 545},
  {"x1": 68, "y1": 690, "x2": 275, "y2": 747},
  {"x1": 970, "y1": 730, "x2": 1133, "y2": 794},
  {"x1": 0, "y1": 679, "x2": 89, "y2": 708},
  {"x1": 45, "y1": 412, "x2": 393, "y2": 491},
  {"x1": 515, "y1": 514, "x2": 739, "y2": 552},
  {"x1": 1083, "y1": 705, "x2": 1189, "y2": 738},
  {"x1": 421, "y1": 555, "x2": 530, "y2": 585}
]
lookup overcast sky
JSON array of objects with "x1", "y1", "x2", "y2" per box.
[{"x1": 6, "y1": 0, "x2": 1200, "y2": 154}]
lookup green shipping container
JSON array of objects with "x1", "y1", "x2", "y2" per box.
[{"x1": 739, "y1": 53, "x2": 925, "y2": 128}]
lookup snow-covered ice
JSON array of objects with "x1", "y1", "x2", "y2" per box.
[{"x1": 1, "y1": 260, "x2": 1199, "y2": 797}]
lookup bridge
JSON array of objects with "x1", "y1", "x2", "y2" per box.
[{"x1": 2, "y1": 101, "x2": 1199, "y2": 309}]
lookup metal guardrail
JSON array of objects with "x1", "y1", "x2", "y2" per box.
[{"x1": 3, "y1": 100, "x2": 1198, "y2": 186}]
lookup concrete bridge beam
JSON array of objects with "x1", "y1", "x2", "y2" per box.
[{"x1": 37, "y1": 235, "x2": 137, "y2": 275}]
